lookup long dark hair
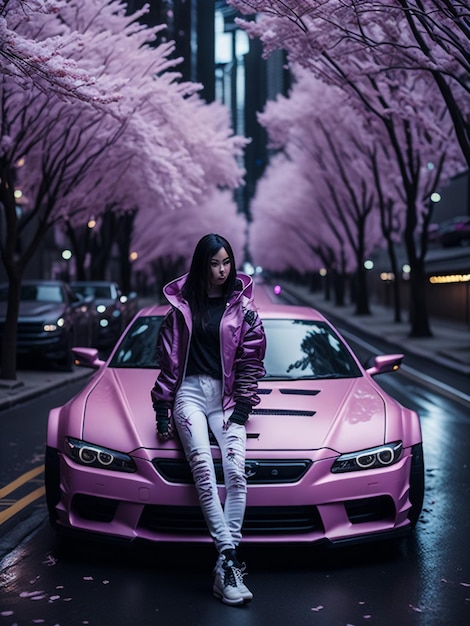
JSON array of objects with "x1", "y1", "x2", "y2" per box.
[{"x1": 182, "y1": 233, "x2": 237, "y2": 326}]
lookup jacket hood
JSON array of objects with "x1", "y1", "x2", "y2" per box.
[{"x1": 163, "y1": 272, "x2": 253, "y2": 309}]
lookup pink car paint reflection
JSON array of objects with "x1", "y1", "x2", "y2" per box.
[{"x1": 45, "y1": 300, "x2": 424, "y2": 547}]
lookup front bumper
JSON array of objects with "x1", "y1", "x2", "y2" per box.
[{"x1": 46, "y1": 445, "x2": 416, "y2": 546}]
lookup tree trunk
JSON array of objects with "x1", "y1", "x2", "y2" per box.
[
  {"x1": 354, "y1": 264, "x2": 371, "y2": 315},
  {"x1": 408, "y1": 257, "x2": 432, "y2": 337},
  {"x1": 116, "y1": 211, "x2": 136, "y2": 293},
  {"x1": 0, "y1": 270, "x2": 21, "y2": 380},
  {"x1": 333, "y1": 269, "x2": 345, "y2": 306},
  {"x1": 0, "y1": 166, "x2": 22, "y2": 380},
  {"x1": 385, "y1": 236, "x2": 402, "y2": 323},
  {"x1": 354, "y1": 219, "x2": 371, "y2": 315},
  {"x1": 403, "y1": 202, "x2": 433, "y2": 337},
  {"x1": 324, "y1": 271, "x2": 331, "y2": 302},
  {"x1": 65, "y1": 222, "x2": 87, "y2": 281}
]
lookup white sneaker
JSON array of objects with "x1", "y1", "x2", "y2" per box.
[{"x1": 213, "y1": 551, "x2": 253, "y2": 605}]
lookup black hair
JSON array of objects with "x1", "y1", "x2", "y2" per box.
[{"x1": 182, "y1": 233, "x2": 237, "y2": 326}]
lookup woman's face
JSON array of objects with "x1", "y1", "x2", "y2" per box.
[{"x1": 208, "y1": 247, "x2": 231, "y2": 293}]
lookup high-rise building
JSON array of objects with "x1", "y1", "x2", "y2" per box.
[{"x1": 126, "y1": 1, "x2": 290, "y2": 217}]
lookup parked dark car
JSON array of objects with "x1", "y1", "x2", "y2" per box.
[
  {"x1": 70, "y1": 281, "x2": 128, "y2": 348},
  {"x1": 438, "y1": 216, "x2": 470, "y2": 247},
  {"x1": 0, "y1": 280, "x2": 95, "y2": 370}
]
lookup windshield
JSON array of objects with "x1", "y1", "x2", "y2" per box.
[
  {"x1": 0, "y1": 284, "x2": 64, "y2": 303},
  {"x1": 109, "y1": 314, "x2": 361, "y2": 380},
  {"x1": 263, "y1": 319, "x2": 361, "y2": 380},
  {"x1": 109, "y1": 316, "x2": 164, "y2": 368},
  {"x1": 72, "y1": 285, "x2": 114, "y2": 299}
]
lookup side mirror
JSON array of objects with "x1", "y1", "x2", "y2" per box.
[
  {"x1": 72, "y1": 347, "x2": 104, "y2": 370},
  {"x1": 366, "y1": 354, "x2": 404, "y2": 376}
]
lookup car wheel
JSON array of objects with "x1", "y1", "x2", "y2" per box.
[
  {"x1": 45, "y1": 446, "x2": 61, "y2": 530},
  {"x1": 408, "y1": 443, "x2": 425, "y2": 528}
]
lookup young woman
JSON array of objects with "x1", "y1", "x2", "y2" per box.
[{"x1": 151, "y1": 233, "x2": 266, "y2": 606}]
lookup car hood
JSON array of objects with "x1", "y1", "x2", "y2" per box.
[
  {"x1": 0, "y1": 301, "x2": 65, "y2": 319},
  {"x1": 79, "y1": 369, "x2": 388, "y2": 456}
]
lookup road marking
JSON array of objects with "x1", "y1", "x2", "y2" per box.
[
  {"x1": 0, "y1": 465, "x2": 44, "y2": 499},
  {"x1": 0, "y1": 465, "x2": 45, "y2": 525},
  {"x1": 0, "y1": 486, "x2": 46, "y2": 525}
]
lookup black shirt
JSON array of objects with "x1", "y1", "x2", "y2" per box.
[{"x1": 186, "y1": 297, "x2": 226, "y2": 379}]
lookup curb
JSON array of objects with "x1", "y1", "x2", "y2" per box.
[{"x1": 0, "y1": 369, "x2": 92, "y2": 411}]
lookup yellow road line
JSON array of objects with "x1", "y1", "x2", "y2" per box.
[
  {"x1": 0, "y1": 465, "x2": 45, "y2": 499},
  {"x1": 0, "y1": 485, "x2": 46, "y2": 525}
]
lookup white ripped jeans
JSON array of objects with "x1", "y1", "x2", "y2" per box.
[{"x1": 173, "y1": 375, "x2": 247, "y2": 553}]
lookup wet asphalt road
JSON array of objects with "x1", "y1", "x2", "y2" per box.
[{"x1": 0, "y1": 351, "x2": 469, "y2": 625}]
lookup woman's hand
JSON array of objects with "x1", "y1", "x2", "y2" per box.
[{"x1": 156, "y1": 418, "x2": 174, "y2": 440}]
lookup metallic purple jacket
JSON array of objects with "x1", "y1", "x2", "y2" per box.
[{"x1": 151, "y1": 272, "x2": 266, "y2": 416}]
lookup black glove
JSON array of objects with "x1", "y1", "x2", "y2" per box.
[
  {"x1": 156, "y1": 417, "x2": 170, "y2": 435},
  {"x1": 155, "y1": 404, "x2": 173, "y2": 439},
  {"x1": 228, "y1": 400, "x2": 251, "y2": 426}
]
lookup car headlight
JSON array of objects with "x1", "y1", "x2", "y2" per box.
[
  {"x1": 65, "y1": 437, "x2": 136, "y2": 473},
  {"x1": 97, "y1": 304, "x2": 107, "y2": 313},
  {"x1": 43, "y1": 317, "x2": 65, "y2": 332},
  {"x1": 331, "y1": 441, "x2": 403, "y2": 473}
]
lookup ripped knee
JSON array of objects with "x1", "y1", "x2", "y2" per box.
[
  {"x1": 188, "y1": 452, "x2": 215, "y2": 493},
  {"x1": 223, "y1": 455, "x2": 247, "y2": 492}
]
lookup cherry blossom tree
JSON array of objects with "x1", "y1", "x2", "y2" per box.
[
  {"x1": 0, "y1": 0, "x2": 122, "y2": 105},
  {"x1": 0, "y1": 0, "x2": 247, "y2": 379},
  {"x1": 229, "y1": 1, "x2": 469, "y2": 164},
  {"x1": 254, "y1": 71, "x2": 387, "y2": 314},
  {"x1": 131, "y1": 187, "x2": 248, "y2": 297},
  {"x1": 249, "y1": 154, "x2": 322, "y2": 271},
  {"x1": 229, "y1": 0, "x2": 465, "y2": 336}
]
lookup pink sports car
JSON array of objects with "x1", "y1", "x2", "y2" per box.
[{"x1": 45, "y1": 301, "x2": 424, "y2": 547}]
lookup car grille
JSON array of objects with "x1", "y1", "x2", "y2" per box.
[
  {"x1": 18, "y1": 321, "x2": 45, "y2": 334},
  {"x1": 138, "y1": 505, "x2": 324, "y2": 535},
  {"x1": 153, "y1": 458, "x2": 312, "y2": 485},
  {"x1": 0, "y1": 321, "x2": 45, "y2": 337},
  {"x1": 252, "y1": 408, "x2": 316, "y2": 416}
]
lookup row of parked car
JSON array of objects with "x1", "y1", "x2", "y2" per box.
[{"x1": 0, "y1": 280, "x2": 139, "y2": 370}]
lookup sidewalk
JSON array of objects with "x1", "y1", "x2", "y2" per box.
[
  {"x1": 0, "y1": 287, "x2": 468, "y2": 411},
  {"x1": 0, "y1": 366, "x2": 92, "y2": 411}
]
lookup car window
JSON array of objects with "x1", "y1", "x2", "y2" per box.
[
  {"x1": 71, "y1": 286, "x2": 90, "y2": 298},
  {"x1": 72, "y1": 285, "x2": 113, "y2": 299},
  {"x1": 109, "y1": 316, "x2": 164, "y2": 368},
  {"x1": 94, "y1": 286, "x2": 113, "y2": 298},
  {"x1": 20, "y1": 285, "x2": 64, "y2": 303},
  {"x1": 263, "y1": 319, "x2": 362, "y2": 380}
]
